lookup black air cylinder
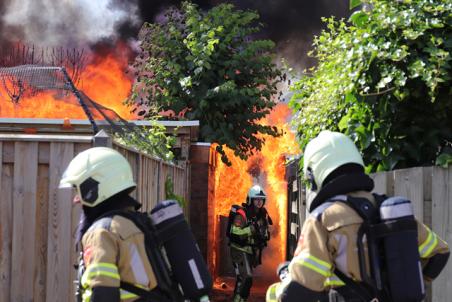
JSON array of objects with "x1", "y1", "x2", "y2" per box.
[
  {"x1": 379, "y1": 197, "x2": 424, "y2": 302},
  {"x1": 150, "y1": 200, "x2": 213, "y2": 300}
]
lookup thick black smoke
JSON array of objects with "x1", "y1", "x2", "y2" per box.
[
  {"x1": 133, "y1": 0, "x2": 350, "y2": 69},
  {"x1": 0, "y1": 0, "x2": 349, "y2": 69}
]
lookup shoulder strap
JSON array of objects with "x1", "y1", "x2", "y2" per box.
[
  {"x1": 333, "y1": 268, "x2": 376, "y2": 301},
  {"x1": 120, "y1": 281, "x2": 173, "y2": 302},
  {"x1": 342, "y1": 196, "x2": 378, "y2": 222},
  {"x1": 333, "y1": 196, "x2": 385, "y2": 299}
]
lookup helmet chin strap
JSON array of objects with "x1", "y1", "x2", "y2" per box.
[{"x1": 307, "y1": 168, "x2": 318, "y2": 191}]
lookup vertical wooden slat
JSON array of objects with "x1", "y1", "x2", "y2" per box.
[
  {"x1": 0, "y1": 147, "x2": 13, "y2": 302},
  {"x1": 141, "y1": 157, "x2": 147, "y2": 212},
  {"x1": 422, "y1": 167, "x2": 434, "y2": 302},
  {"x1": 158, "y1": 160, "x2": 164, "y2": 203},
  {"x1": 46, "y1": 142, "x2": 74, "y2": 302},
  {"x1": 11, "y1": 142, "x2": 38, "y2": 302},
  {"x1": 432, "y1": 166, "x2": 452, "y2": 302},
  {"x1": 371, "y1": 171, "x2": 393, "y2": 195},
  {"x1": 394, "y1": 167, "x2": 424, "y2": 221},
  {"x1": 34, "y1": 163, "x2": 49, "y2": 302},
  {"x1": 70, "y1": 198, "x2": 81, "y2": 302},
  {"x1": 137, "y1": 153, "x2": 143, "y2": 207},
  {"x1": 423, "y1": 166, "x2": 433, "y2": 227},
  {"x1": 70, "y1": 142, "x2": 89, "y2": 302}
]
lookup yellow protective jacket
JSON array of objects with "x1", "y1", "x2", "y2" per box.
[
  {"x1": 79, "y1": 214, "x2": 158, "y2": 302},
  {"x1": 267, "y1": 191, "x2": 450, "y2": 301},
  {"x1": 230, "y1": 225, "x2": 255, "y2": 254}
]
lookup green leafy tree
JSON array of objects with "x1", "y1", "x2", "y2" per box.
[
  {"x1": 129, "y1": 1, "x2": 283, "y2": 165},
  {"x1": 290, "y1": 0, "x2": 452, "y2": 172},
  {"x1": 165, "y1": 176, "x2": 187, "y2": 209},
  {"x1": 114, "y1": 116, "x2": 176, "y2": 161}
]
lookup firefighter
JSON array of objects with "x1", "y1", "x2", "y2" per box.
[
  {"x1": 243, "y1": 185, "x2": 273, "y2": 267},
  {"x1": 229, "y1": 207, "x2": 255, "y2": 302},
  {"x1": 59, "y1": 147, "x2": 158, "y2": 302},
  {"x1": 266, "y1": 130, "x2": 450, "y2": 302}
]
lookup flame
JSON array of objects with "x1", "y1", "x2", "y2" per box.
[
  {"x1": 0, "y1": 43, "x2": 134, "y2": 120},
  {"x1": 212, "y1": 103, "x2": 300, "y2": 283}
]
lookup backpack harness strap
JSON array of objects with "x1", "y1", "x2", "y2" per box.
[
  {"x1": 119, "y1": 281, "x2": 172, "y2": 302},
  {"x1": 325, "y1": 195, "x2": 385, "y2": 302},
  {"x1": 333, "y1": 268, "x2": 376, "y2": 302},
  {"x1": 95, "y1": 210, "x2": 184, "y2": 302}
]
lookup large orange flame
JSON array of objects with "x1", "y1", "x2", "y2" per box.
[
  {"x1": 212, "y1": 103, "x2": 300, "y2": 284},
  {"x1": 0, "y1": 43, "x2": 134, "y2": 120}
]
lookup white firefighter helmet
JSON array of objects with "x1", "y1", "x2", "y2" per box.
[
  {"x1": 59, "y1": 147, "x2": 136, "y2": 207},
  {"x1": 303, "y1": 130, "x2": 364, "y2": 191},
  {"x1": 247, "y1": 184, "x2": 266, "y2": 205}
]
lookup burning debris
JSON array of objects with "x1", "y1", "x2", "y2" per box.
[
  {"x1": 247, "y1": 155, "x2": 264, "y2": 180},
  {"x1": 0, "y1": 42, "x2": 134, "y2": 120}
]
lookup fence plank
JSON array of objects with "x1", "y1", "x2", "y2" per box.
[
  {"x1": 394, "y1": 167, "x2": 424, "y2": 221},
  {"x1": 11, "y1": 142, "x2": 38, "y2": 302},
  {"x1": 34, "y1": 164, "x2": 49, "y2": 302},
  {"x1": 46, "y1": 142, "x2": 74, "y2": 302},
  {"x1": 70, "y1": 143, "x2": 88, "y2": 302},
  {"x1": 0, "y1": 155, "x2": 13, "y2": 302},
  {"x1": 432, "y1": 166, "x2": 452, "y2": 302},
  {"x1": 370, "y1": 171, "x2": 394, "y2": 195},
  {"x1": 70, "y1": 199, "x2": 81, "y2": 302}
]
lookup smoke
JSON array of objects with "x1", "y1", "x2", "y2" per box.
[
  {"x1": 0, "y1": 0, "x2": 140, "y2": 47},
  {"x1": 138, "y1": 0, "x2": 349, "y2": 70},
  {"x1": 0, "y1": 0, "x2": 349, "y2": 70},
  {"x1": 222, "y1": 0, "x2": 349, "y2": 70}
]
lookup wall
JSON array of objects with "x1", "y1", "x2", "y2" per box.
[{"x1": 189, "y1": 143, "x2": 215, "y2": 261}]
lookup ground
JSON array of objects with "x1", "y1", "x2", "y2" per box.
[{"x1": 211, "y1": 276, "x2": 275, "y2": 302}]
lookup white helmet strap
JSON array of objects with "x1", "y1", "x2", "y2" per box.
[{"x1": 306, "y1": 168, "x2": 318, "y2": 191}]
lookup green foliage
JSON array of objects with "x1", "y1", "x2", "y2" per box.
[
  {"x1": 128, "y1": 1, "x2": 283, "y2": 165},
  {"x1": 436, "y1": 150, "x2": 452, "y2": 168},
  {"x1": 165, "y1": 176, "x2": 187, "y2": 209},
  {"x1": 114, "y1": 119, "x2": 176, "y2": 161},
  {"x1": 290, "y1": 0, "x2": 452, "y2": 172},
  {"x1": 349, "y1": 0, "x2": 363, "y2": 10}
]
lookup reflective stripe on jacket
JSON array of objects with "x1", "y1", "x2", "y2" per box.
[
  {"x1": 230, "y1": 225, "x2": 254, "y2": 254},
  {"x1": 80, "y1": 214, "x2": 158, "y2": 302}
]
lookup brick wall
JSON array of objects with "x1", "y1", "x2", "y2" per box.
[{"x1": 189, "y1": 144, "x2": 215, "y2": 260}]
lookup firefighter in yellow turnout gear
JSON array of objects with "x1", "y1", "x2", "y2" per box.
[
  {"x1": 60, "y1": 147, "x2": 158, "y2": 302},
  {"x1": 229, "y1": 207, "x2": 255, "y2": 302},
  {"x1": 229, "y1": 185, "x2": 272, "y2": 301},
  {"x1": 266, "y1": 131, "x2": 450, "y2": 302}
]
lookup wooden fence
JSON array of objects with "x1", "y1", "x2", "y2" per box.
[
  {"x1": 0, "y1": 134, "x2": 190, "y2": 302},
  {"x1": 287, "y1": 165, "x2": 452, "y2": 302}
]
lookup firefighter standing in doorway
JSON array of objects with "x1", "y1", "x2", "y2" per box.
[
  {"x1": 229, "y1": 185, "x2": 272, "y2": 302},
  {"x1": 243, "y1": 185, "x2": 273, "y2": 267},
  {"x1": 266, "y1": 130, "x2": 450, "y2": 302},
  {"x1": 60, "y1": 147, "x2": 160, "y2": 302}
]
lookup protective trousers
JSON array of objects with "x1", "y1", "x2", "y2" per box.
[{"x1": 231, "y1": 248, "x2": 253, "y2": 301}]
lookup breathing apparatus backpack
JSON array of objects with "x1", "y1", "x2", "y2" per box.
[
  {"x1": 97, "y1": 200, "x2": 212, "y2": 302},
  {"x1": 333, "y1": 194, "x2": 425, "y2": 302}
]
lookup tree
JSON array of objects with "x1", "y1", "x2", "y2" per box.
[
  {"x1": 290, "y1": 0, "x2": 452, "y2": 172},
  {"x1": 128, "y1": 1, "x2": 283, "y2": 164}
]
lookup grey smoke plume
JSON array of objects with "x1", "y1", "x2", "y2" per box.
[
  {"x1": 1, "y1": 0, "x2": 140, "y2": 47},
  {"x1": 0, "y1": 0, "x2": 349, "y2": 70}
]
